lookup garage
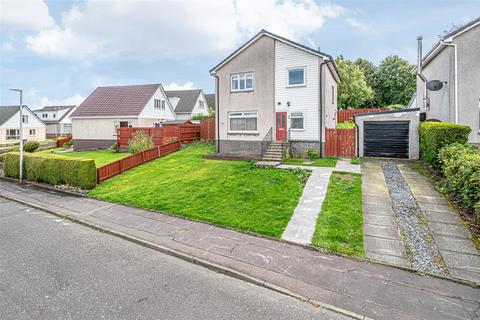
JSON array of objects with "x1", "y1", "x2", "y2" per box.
[
  {"x1": 354, "y1": 109, "x2": 420, "y2": 159},
  {"x1": 364, "y1": 121, "x2": 409, "y2": 158}
]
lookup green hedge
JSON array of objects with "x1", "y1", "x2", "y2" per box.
[
  {"x1": 3, "y1": 152, "x2": 96, "y2": 189},
  {"x1": 438, "y1": 143, "x2": 480, "y2": 215},
  {"x1": 419, "y1": 122, "x2": 471, "y2": 168}
]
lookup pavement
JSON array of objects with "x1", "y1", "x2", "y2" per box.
[
  {"x1": 0, "y1": 198, "x2": 351, "y2": 320},
  {"x1": 280, "y1": 159, "x2": 360, "y2": 244},
  {"x1": 0, "y1": 178, "x2": 479, "y2": 320}
]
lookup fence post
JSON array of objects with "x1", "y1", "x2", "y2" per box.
[{"x1": 141, "y1": 150, "x2": 145, "y2": 163}]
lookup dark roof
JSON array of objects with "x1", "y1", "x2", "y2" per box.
[
  {"x1": 35, "y1": 105, "x2": 76, "y2": 112},
  {"x1": 71, "y1": 84, "x2": 161, "y2": 117},
  {"x1": 165, "y1": 89, "x2": 202, "y2": 114},
  {"x1": 422, "y1": 17, "x2": 480, "y2": 66},
  {"x1": 205, "y1": 94, "x2": 215, "y2": 108},
  {"x1": 209, "y1": 29, "x2": 334, "y2": 74},
  {"x1": 161, "y1": 120, "x2": 192, "y2": 126},
  {"x1": 0, "y1": 105, "x2": 21, "y2": 126}
]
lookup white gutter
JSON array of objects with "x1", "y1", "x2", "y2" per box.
[{"x1": 441, "y1": 39, "x2": 458, "y2": 124}]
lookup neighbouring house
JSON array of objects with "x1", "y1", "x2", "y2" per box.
[
  {"x1": 209, "y1": 29, "x2": 340, "y2": 158},
  {"x1": 165, "y1": 89, "x2": 209, "y2": 120},
  {"x1": 205, "y1": 93, "x2": 216, "y2": 109},
  {"x1": 415, "y1": 17, "x2": 480, "y2": 144},
  {"x1": 70, "y1": 84, "x2": 176, "y2": 151},
  {"x1": 0, "y1": 105, "x2": 46, "y2": 145},
  {"x1": 33, "y1": 105, "x2": 76, "y2": 138}
]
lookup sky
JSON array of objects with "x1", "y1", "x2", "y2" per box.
[{"x1": 0, "y1": 0, "x2": 478, "y2": 110}]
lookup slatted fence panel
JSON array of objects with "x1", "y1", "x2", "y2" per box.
[
  {"x1": 324, "y1": 128, "x2": 356, "y2": 157},
  {"x1": 337, "y1": 108, "x2": 387, "y2": 123}
]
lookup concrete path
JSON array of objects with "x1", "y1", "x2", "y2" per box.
[
  {"x1": 0, "y1": 179, "x2": 478, "y2": 320},
  {"x1": 279, "y1": 159, "x2": 360, "y2": 245},
  {"x1": 396, "y1": 161, "x2": 480, "y2": 283},
  {"x1": 361, "y1": 159, "x2": 410, "y2": 267}
]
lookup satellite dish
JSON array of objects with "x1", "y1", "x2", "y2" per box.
[{"x1": 427, "y1": 80, "x2": 443, "y2": 91}]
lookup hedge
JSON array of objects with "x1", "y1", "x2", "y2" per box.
[
  {"x1": 438, "y1": 143, "x2": 480, "y2": 215},
  {"x1": 3, "y1": 152, "x2": 96, "y2": 189},
  {"x1": 419, "y1": 122, "x2": 471, "y2": 168}
]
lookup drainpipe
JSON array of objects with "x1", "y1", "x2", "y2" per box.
[
  {"x1": 319, "y1": 59, "x2": 328, "y2": 157},
  {"x1": 441, "y1": 40, "x2": 458, "y2": 124},
  {"x1": 213, "y1": 74, "x2": 220, "y2": 152},
  {"x1": 417, "y1": 36, "x2": 428, "y2": 111}
]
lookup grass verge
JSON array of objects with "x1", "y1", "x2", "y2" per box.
[
  {"x1": 350, "y1": 157, "x2": 362, "y2": 165},
  {"x1": 283, "y1": 157, "x2": 337, "y2": 167},
  {"x1": 311, "y1": 172, "x2": 364, "y2": 257},
  {"x1": 89, "y1": 143, "x2": 307, "y2": 237}
]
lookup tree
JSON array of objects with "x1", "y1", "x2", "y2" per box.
[
  {"x1": 354, "y1": 58, "x2": 378, "y2": 108},
  {"x1": 373, "y1": 55, "x2": 416, "y2": 106},
  {"x1": 335, "y1": 56, "x2": 374, "y2": 109}
]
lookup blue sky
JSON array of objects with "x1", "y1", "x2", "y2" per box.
[{"x1": 0, "y1": 0, "x2": 478, "y2": 109}]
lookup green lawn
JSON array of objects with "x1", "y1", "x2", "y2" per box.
[
  {"x1": 283, "y1": 157, "x2": 337, "y2": 167},
  {"x1": 311, "y1": 172, "x2": 364, "y2": 257},
  {"x1": 337, "y1": 122, "x2": 356, "y2": 129},
  {"x1": 35, "y1": 148, "x2": 131, "y2": 167},
  {"x1": 88, "y1": 143, "x2": 307, "y2": 237}
]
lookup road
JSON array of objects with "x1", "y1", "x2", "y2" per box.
[{"x1": 0, "y1": 197, "x2": 351, "y2": 320}]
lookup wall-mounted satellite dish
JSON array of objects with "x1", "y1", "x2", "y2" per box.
[{"x1": 427, "y1": 80, "x2": 444, "y2": 91}]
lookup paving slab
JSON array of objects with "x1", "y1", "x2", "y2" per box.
[
  {"x1": 0, "y1": 179, "x2": 479, "y2": 320},
  {"x1": 397, "y1": 162, "x2": 480, "y2": 284},
  {"x1": 361, "y1": 160, "x2": 409, "y2": 268}
]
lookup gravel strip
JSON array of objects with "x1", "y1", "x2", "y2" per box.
[{"x1": 381, "y1": 161, "x2": 449, "y2": 276}]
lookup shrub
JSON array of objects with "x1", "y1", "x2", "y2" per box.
[
  {"x1": 111, "y1": 143, "x2": 119, "y2": 153},
  {"x1": 128, "y1": 131, "x2": 154, "y2": 154},
  {"x1": 307, "y1": 148, "x2": 318, "y2": 159},
  {"x1": 4, "y1": 152, "x2": 96, "y2": 189},
  {"x1": 439, "y1": 143, "x2": 480, "y2": 215},
  {"x1": 166, "y1": 137, "x2": 178, "y2": 144},
  {"x1": 0, "y1": 153, "x2": 5, "y2": 163},
  {"x1": 63, "y1": 140, "x2": 73, "y2": 148},
  {"x1": 23, "y1": 141, "x2": 40, "y2": 153},
  {"x1": 419, "y1": 122, "x2": 471, "y2": 168},
  {"x1": 385, "y1": 104, "x2": 405, "y2": 110},
  {"x1": 191, "y1": 114, "x2": 211, "y2": 121}
]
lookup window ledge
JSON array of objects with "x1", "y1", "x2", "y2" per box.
[
  {"x1": 227, "y1": 132, "x2": 259, "y2": 136},
  {"x1": 286, "y1": 84, "x2": 306, "y2": 88},
  {"x1": 230, "y1": 90, "x2": 254, "y2": 93}
]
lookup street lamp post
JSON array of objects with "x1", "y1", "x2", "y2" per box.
[{"x1": 10, "y1": 89, "x2": 23, "y2": 183}]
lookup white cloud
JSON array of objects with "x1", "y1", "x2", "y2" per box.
[
  {"x1": 2, "y1": 41, "x2": 14, "y2": 51},
  {"x1": 345, "y1": 17, "x2": 379, "y2": 36},
  {"x1": 163, "y1": 82, "x2": 196, "y2": 90},
  {"x1": 25, "y1": 88, "x2": 85, "y2": 109},
  {"x1": 26, "y1": 0, "x2": 345, "y2": 60},
  {"x1": 0, "y1": 0, "x2": 54, "y2": 30}
]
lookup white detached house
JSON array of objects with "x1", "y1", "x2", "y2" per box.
[{"x1": 70, "y1": 84, "x2": 176, "y2": 151}]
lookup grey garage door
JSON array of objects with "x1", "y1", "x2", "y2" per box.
[{"x1": 364, "y1": 121, "x2": 409, "y2": 158}]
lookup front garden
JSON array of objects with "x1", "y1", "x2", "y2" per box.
[
  {"x1": 89, "y1": 143, "x2": 307, "y2": 237},
  {"x1": 36, "y1": 148, "x2": 131, "y2": 167}
]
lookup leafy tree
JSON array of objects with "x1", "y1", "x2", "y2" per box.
[
  {"x1": 354, "y1": 58, "x2": 378, "y2": 108},
  {"x1": 373, "y1": 55, "x2": 416, "y2": 106},
  {"x1": 335, "y1": 56, "x2": 373, "y2": 109}
]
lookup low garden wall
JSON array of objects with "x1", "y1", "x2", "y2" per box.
[{"x1": 3, "y1": 152, "x2": 96, "y2": 189}]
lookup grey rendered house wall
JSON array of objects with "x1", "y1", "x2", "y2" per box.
[
  {"x1": 355, "y1": 110, "x2": 420, "y2": 159},
  {"x1": 216, "y1": 35, "x2": 275, "y2": 156},
  {"x1": 417, "y1": 24, "x2": 480, "y2": 143},
  {"x1": 456, "y1": 26, "x2": 480, "y2": 143}
]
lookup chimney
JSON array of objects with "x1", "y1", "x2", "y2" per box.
[{"x1": 417, "y1": 36, "x2": 423, "y2": 75}]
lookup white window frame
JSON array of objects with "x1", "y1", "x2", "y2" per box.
[
  {"x1": 161, "y1": 100, "x2": 165, "y2": 109},
  {"x1": 63, "y1": 123, "x2": 72, "y2": 134},
  {"x1": 29, "y1": 129, "x2": 36, "y2": 136},
  {"x1": 228, "y1": 111, "x2": 258, "y2": 133},
  {"x1": 287, "y1": 67, "x2": 306, "y2": 87},
  {"x1": 231, "y1": 72, "x2": 253, "y2": 92},
  {"x1": 113, "y1": 120, "x2": 133, "y2": 135},
  {"x1": 22, "y1": 115, "x2": 28, "y2": 124},
  {"x1": 42, "y1": 113, "x2": 47, "y2": 118},
  {"x1": 199, "y1": 100, "x2": 204, "y2": 109},
  {"x1": 290, "y1": 112, "x2": 305, "y2": 130},
  {"x1": 6, "y1": 129, "x2": 19, "y2": 140}
]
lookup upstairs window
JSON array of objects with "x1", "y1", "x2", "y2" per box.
[
  {"x1": 42, "y1": 113, "x2": 47, "y2": 118},
  {"x1": 53, "y1": 113, "x2": 56, "y2": 118},
  {"x1": 22, "y1": 115, "x2": 28, "y2": 123},
  {"x1": 154, "y1": 99, "x2": 165, "y2": 109},
  {"x1": 288, "y1": 68, "x2": 305, "y2": 87},
  {"x1": 199, "y1": 100, "x2": 204, "y2": 109},
  {"x1": 290, "y1": 112, "x2": 304, "y2": 130},
  {"x1": 231, "y1": 73, "x2": 253, "y2": 92},
  {"x1": 229, "y1": 111, "x2": 257, "y2": 132}
]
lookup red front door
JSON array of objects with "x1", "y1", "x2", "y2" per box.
[{"x1": 276, "y1": 112, "x2": 287, "y2": 141}]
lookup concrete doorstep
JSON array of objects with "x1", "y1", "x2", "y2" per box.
[{"x1": 0, "y1": 179, "x2": 479, "y2": 320}]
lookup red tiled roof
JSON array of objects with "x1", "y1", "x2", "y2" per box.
[{"x1": 71, "y1": 84, "x2": 161, "y2": 117}]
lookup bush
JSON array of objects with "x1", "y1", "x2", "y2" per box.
[
  {"x1": 307, "y1": 148, "x2": 318, "y2": 159},
  {"x1": 128, "y1": 131, "x2": 154, "y2": 154},
  {"x1": 63, "y1": 140, "x2": 73, "y2": 148},
  {"x1": 419, "y1": 122, "x2": 471, "y2": 168},
  {"x1": 23, "y1": 141, "x2": 40, "y2": 153},
  {"x1": 385, "y1": 104, "x2": 405, "y2": 110},
  {"x1": 191, "y1": 114, "x2": 211, "y2": 121},
  {"x1": 0, "y1": 153, "x2": 5, "y2": 164},
  {"x1": 4, "y1": 152, "x2": 96, "y2": 189},
  {"x1": 111, "y1": 143, "x2": 119, "y2": 153},
  {"x1": 438, "y1": 143, "x2": 480, "y2": 215}
]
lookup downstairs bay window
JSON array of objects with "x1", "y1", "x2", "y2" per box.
[{"x1": 228, "y1": 111, "x2": 258, "y2": 132}]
